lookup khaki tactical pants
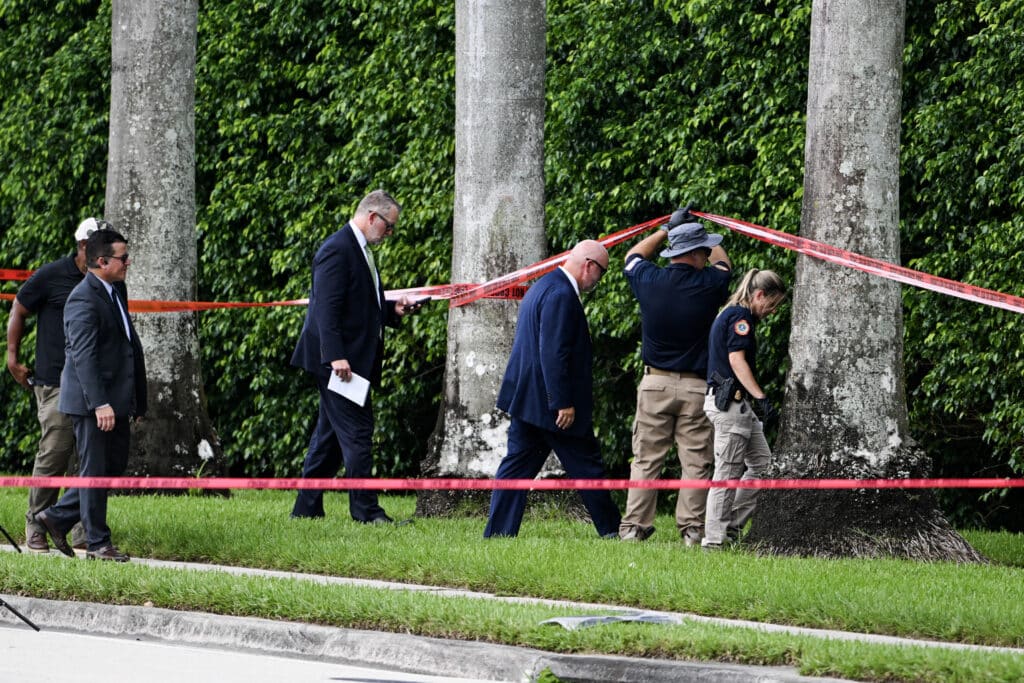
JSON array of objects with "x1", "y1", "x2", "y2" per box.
[
  {"x1": 26, "y1": 384, "x2": 86, "y2": 547},
  {"x1": 620, "y1": 370, "x2": 713, "y2": 538}
]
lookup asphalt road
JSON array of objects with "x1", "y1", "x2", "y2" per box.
[{"x1": 0, "y1": 623, "x2": 506, "y2": 683}]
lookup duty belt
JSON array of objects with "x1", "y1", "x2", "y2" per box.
[{"x1": 706, "y1": 384, "x2": 747, "y2": 402}]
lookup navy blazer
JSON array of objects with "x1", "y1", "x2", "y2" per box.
[
  {"x1": 496, "y1": 268, "x2": 594, "y2": 437},
  {"x1": 59, "y1": 272, "x2": 147, "y2": 417},
  {"x1": 291, "y1": 223, "x2": 399, "y2": 386}
]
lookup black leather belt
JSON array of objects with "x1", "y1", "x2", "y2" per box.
[{"x1": 644, "y1": 366, "x2": 702, "y2": 379}]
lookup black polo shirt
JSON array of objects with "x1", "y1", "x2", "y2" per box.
[
  {"x1": 707, "y1": 305, "x2": 757, "y2": 385},
  {"x1": 15, "y1": 255, "x2": 84, "y2": 386},
  {"x1": 624, "y1": 253, "x2": 731, "y2": 374}
]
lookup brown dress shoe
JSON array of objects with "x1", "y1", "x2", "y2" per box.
[
  {"x1": 86, "y1": 545, "x2": 130, "y2": 562},
  {"x1": 26, "y1": 530, "x2": 49, "y2": 553},
  {"x1": 36, "y1": 511, "x2": 74, "y2": 558}
]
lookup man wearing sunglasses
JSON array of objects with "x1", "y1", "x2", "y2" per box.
[
  {"x1": 290, "y1": 190, "x2": 422, "y2": 524},
  {"x1": 7, "y1": 217, "x2": 112, "y2": 554},
  {"x1": 484, "y1": 240, "x2": 621, "y2": 539},
  {"x1": 35, "y1": 227, "x2": 147, "y2": 562}
]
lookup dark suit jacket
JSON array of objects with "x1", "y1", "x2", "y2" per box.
[
  {"x1": 59, "y1": 272, "x2": 147, "y2": 417},
  {"x1": 496, "y1": 268, "x2": 594, "y2": 437},
  {"x1": 291, "y1": 223, "x2": 399, "y2": 386}
]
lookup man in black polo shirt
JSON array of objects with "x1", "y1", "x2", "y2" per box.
[
  {"x1": 618, "y1": 210, "x2": 731, "y2": 545},
  {"x1": 6, "y1": 217, "x2": 109, "y2": 552}
]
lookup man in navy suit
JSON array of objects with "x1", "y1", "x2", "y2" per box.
[
  {"x1": 291, "y1": 190, "x2": 421, "y2": 522},
  {"x1": 36, "y1": 228, "x2": 147, "y2": 562},
  {"x1": 484, "y1": 240, "x2": 622, "y2": 538}
]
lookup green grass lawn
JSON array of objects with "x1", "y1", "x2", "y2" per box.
[{"x1": 2, "y1": 488, "x2": 1023, "y2": 682}]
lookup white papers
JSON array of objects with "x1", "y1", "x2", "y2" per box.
[{"x1": 327, "y1": 371, "x2": 370, "y2": 406}]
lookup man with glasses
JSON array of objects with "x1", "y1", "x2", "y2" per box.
[
  {"x1": 290, "y1": 190, "x2": 422, "y2": 523},
  {"x1": 35, "y1": 227, "x2": 147, "y2": 561},
  {"x1": 7, "y1": 217, "x2": 111, "y2": 553},
  {"x1": 484, "y1": 240, "x2": 621, "y2": 538},
  {"x1": 618, "y1": 208, "x2": 732, "y2": 546}
]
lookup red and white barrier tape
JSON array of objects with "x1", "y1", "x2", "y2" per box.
[
  {"x1": 0, "y1": 269, "x2": 32, "y2": 281},
  {"x1": 1, "y1": 476, "x2": 1021, "y2": 490},
  {"x1": 6, "y1": 215, "x2": 1024, "y2": 491},
  {"x1": 6, "y1": 211, "x2": 1021, "y2": 314},
  {"x1": 2, "y1": 286, "x2": 531, "y2": 311},
  {"x1": 696, "y1": 212, "x2": 1024, "y2": 315},
  {"x1": 447, "y1": 217, "x2": 667, "y2": 308}
]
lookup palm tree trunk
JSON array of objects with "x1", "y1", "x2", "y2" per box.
[{"x1": 747, "y1": 0, "x2": 982, "y2": 561}]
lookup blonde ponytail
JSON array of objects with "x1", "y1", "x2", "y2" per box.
[{"x1": 726, "y1": 269, "x2": 786, "y2": 308}]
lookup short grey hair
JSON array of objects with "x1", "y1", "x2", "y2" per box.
[{"x1": 356, "y1": 189, "x2": 401, "y2": 217}]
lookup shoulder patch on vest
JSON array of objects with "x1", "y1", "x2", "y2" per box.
[{"x1": 734, "y1": 319, "x2": 751, "y2": 336}]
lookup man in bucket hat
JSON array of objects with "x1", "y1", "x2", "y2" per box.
[{"x1": 618, "y1": 206, "x2": 732, "y2": 546}]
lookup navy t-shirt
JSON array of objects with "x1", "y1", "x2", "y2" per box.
[
  {"x1": 15, "y1": 255, "x2": 84, "y2": 386},
  {"x1": 624, "y1": 254, "x2": 731, "y2": 374},
  {"x1": 707, "y1": 305, "x2": 757, "y2": 385}
]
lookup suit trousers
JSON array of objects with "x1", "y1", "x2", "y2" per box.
[
  {"x1": 25, "y1": 385, "x2": 86, "y2": 547},
  {"x1": 45, "y1": 415, "x2": 130, "y2": 551},
  {"x1": 620, "y1": 372, "x2": 713, "y2": 538},
  {"x1": 702, "y1": 395, "x2": 771, "y2": 545},
  {"x1": 291, "y1": 374, "x2": 386, "y2": 522},
  {"x1": 484, "y1": 417, "x2": 621, "y2": 538}
]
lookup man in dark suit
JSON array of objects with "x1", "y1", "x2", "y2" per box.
[
  {"x1": 36, "y1": 228, "x2": 147, "y2": 562},
  {"x1": 291, "y1": 190, "x2": 421, "y2": 522},
  {"x1": 484, "y1": 239, "x2": 622, "y2": 538},
  {"x1": 7, "y1": 217, "x2": 103, "y2": 553}
]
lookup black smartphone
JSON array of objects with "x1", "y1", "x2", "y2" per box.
[{"x1": 402, "y1": 296, "x2": 432, "y2": 312}]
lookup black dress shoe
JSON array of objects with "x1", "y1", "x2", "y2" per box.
[
  {"x1": 365, "y1": 514, "x2": 395, "y2": 525},
  {"x1": 86, "y1": 545, "x2": 129, "y2": 562},
  {"x1": 36, "y1": 511, "x2": 73, "y2": 558}
]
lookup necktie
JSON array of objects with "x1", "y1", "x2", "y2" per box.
[
  {"x1": 364, "y1": 245, "x2": 380, "y2": 302},
  {"x1": 111, "y1": 289, "x2": 131, "y2": 339}
]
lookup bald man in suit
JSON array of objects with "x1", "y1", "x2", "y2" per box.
[{"x1": 484, "y1": 240, "x2": 622, "y2": 538}]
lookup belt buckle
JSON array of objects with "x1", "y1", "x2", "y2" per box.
[{"x1": 733, "y1": 390, "x2": 742, "y2": 401}]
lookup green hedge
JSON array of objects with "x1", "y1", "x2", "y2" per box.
[{"x1": 1, "y1": 0, "x2": 1021, "y2": 528}]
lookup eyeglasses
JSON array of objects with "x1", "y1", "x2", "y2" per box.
[
  {"x1": 373, "y1": 211, "x2": 395, "y2": 232},
  {"x1": 587, "y1": 258, "x2": 608, "y2": 276},
  {"x1": 106, "y1": 253, "x2": 130, "y2": 264}
]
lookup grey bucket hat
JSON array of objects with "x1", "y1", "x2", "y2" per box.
[{"x1": 659, "y1": 222, "x2": 723, "y2": 258}]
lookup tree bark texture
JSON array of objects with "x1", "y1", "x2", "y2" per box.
[
  {"x1": 105, "y1": 0, "x2": 224, "y2": 479},
  {"x1": 418, "y1": 0, "x2": 548, "y2": 516},
  {"x1": 747, "y1": 0, "x2": 982, "y2": 561}
]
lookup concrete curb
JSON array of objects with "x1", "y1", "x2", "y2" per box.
[
  {"x1": 135, "y1": 555, "x2": 1022, "y2": 656},
  {"x1": 1, "y1": 595, "x2": 846, "y2": 682},
  {"x1": 5, "y1": 546, "x2": 1021, "y2": 657}
]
